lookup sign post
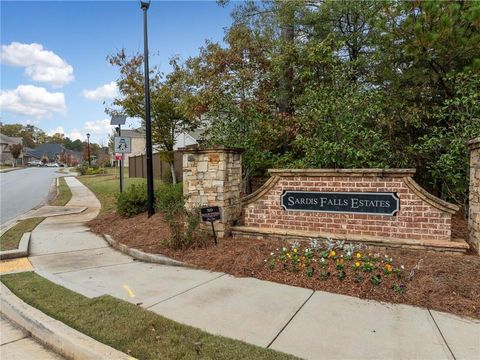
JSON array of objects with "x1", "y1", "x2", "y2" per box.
[
  {"x1": 111, "y1": 115, "x2": 127, "y2": 193},
  {"x1": 200, "y1": 206, "x2": 221, "y2": 245},
  {"x1": 114, "y1": 135, "x2": 131, "y2": 193}
]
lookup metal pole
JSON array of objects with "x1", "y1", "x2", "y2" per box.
[
  {"x1": 87, "y1": 135, "x2": 91, "y2": 167},
  {"x1": 141, "y1": 1, "x2": 155, "y2": 217},
  {"x1": 118, "y1": 125, "x2": 124, "y2": 193}
]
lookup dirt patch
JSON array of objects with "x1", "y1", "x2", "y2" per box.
[
  {"x1": 452, "y1": 212, "x2": 468, "y2": 240},
  {"x1": 89, "y1": 212, "x2": 480, "y2": 319}
]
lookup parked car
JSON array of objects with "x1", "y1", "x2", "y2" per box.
[
  {"x1": 46, "y1": 162, "x2": 59, "y2": 167},
  {"x1": 27, "y1": 160, "x2": 43, "y2": 167}
]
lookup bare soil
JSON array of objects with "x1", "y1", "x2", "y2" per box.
[{"x1": 89, "y1": 212, "x2": 480, "y2": 319}]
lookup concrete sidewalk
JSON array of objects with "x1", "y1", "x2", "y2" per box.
[
  {"x1": 1, "y1": 316, "x2": 64, "y2": 360},
  {"x1": 23, "y1": 177, "x2": 480, "y2": 360}
]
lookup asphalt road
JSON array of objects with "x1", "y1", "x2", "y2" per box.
[{"x1": 0, "y1": 167, "x2": 63, "y2": 226}]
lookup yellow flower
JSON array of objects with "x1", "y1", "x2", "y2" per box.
[
  {"x1": 337, "y1": 259, "x2": 344, "y2": 264},
  {"x1": 328, "y1": 250, "x2": 336, "y2": 257},
  {"x1": 356, "y1": 253, "x2": 362, "y2": 259},
  {"x1": 287, "y1": 253, "x2": 291, "y2": 258},
  {"x1": 355, "y1": 262, "x2": 361, "y2": 267},
  {"x1": 293, "y1": 248, "x2": 298, "y2": 253},
  {"x1": 385, "y1": 264, "x2": 393, "y2": 272}
]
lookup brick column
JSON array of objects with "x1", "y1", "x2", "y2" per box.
[
  {"x1": 468, "y1": 138, "x2": 480, "y2": 254},
  {"x1": 181, "y1": 145, "x2": 243, "y2": 238}
]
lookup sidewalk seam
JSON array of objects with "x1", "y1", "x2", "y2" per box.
[
  {"x1": 1, "y1": 335, "x2": 29, "y2": 347},
  {"x1": 51, "y1": 260, "x2": 135, "y2": 275},
  {"x1": 146, "y1": 273, "x2": 226, "y2": 309},
  {"x1": 266, "y1": 290, "x2": 315, "y2": 349},
  {"x1": 29, "y1": 246, "x2": 109, "y2": 257},
  {"x1": 428, "y1": 309, "x2": 457, "y2": 360}
]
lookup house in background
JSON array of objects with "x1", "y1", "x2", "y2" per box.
[
  {"x1": 119, "y1": 128, "x2": 206, "y2": 167},
  {"x1": 24, "y1": 143, "x2": 82, "y2": 166},
  {"x1": 0, "y1": 133, "x2": 24, "y2": 165},
  {"x1": 120, "y1": 129, "x2": 146, "y2": 167}
]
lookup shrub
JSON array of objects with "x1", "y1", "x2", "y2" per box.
[
  {"x1": 76, "y1": 163, "x2": 106, "y2": 176},
  {"x1": 163, "y1": 207, "x2": 208, "y2": 250},
  {"x1": 155, "y1": 182, "x2": 183, "y2": 212},
  {"x1": 76, "y1": 162, "x2": 89, "y2": 175},
  {"x1": 116, "y1": 184, "x2": 148, "y2": 217}
]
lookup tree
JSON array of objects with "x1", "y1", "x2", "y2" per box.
[
  {"x1": 9, "y1": 144, "x2": 23, "y2": 166},
  {"x1": 107, "y1": 50, "x2": 199, "y2": 183}
]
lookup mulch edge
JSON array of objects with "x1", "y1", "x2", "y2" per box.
[{"x1": 103, "y1": 234, "x2": 186, "y2": 267}]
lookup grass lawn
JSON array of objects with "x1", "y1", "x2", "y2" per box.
[
  {"x1": 0, "y1": 272, "x2": 297, "y2": 360},
  {"x1": 50, "y1": 177, "x2": 72, "y2": 206},
  {"x1": 0, "y1": 217, "x2": 45, "y2": 251},
  {"x1": 78, "y1": 168, "x2": 147, "y2": 213},
  {"x1": 78, "y1": 168, "x2": 164, "y2": 213}
]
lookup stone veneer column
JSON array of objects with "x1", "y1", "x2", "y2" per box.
[
  {"x1": 181, "y1": 145, "x2": 243, "y2": 238},
  {"x1": 468, "y1": 138, "x2": 480, "y2": 254}
]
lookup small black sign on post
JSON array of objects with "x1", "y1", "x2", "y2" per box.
[{"x1": 200, "y1": 206, "x2": 221, "y2": 245}]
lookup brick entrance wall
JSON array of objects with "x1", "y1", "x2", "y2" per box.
[{"x1": 239, "y1": 169, "x2": 461, "y2": 246}]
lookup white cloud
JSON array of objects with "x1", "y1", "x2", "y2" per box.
[
  {"x1": 47, "y1": 126, "x2": 65, "y2": 136},
  {"x1": 0, "y1": 85, "x2": 66, "y2": 118},
  {"x1": 69, "y1": 130, "x2": 83, "y2": 141},
  {"x1": 46, "y1": 127, "x2": 84, "y2": 141},
  {"x1": 83, "y1": 82, "x2": 118, "y2": 101},
  {"x1": 85, "y1": 118, "x2": 111, "y2": 137},
  {"x1": 1, "y1": 42, "x2": 74, "y2": 87}
]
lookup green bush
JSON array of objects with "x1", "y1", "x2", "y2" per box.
[
  {"x1": 76, "y1": 162, "x2": 106, "y2": 176},
  {"x1": 155, "y1": 182, "x2": 183, "y2": 212},
  {"x1": 163, "y1": 206, "x2": 208, "y2": 250},
  {"x1": 85, "y1": 167, "x2": 106, "y2": 175},
  {"x1": 116, "y1": 184, "x2": 148, "y2": 217}
]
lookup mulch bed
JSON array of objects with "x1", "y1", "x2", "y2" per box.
[{"x1": 89, "y1": 212, "x2": 480, "y2": 319}]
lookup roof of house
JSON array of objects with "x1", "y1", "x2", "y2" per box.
[
  {"x1": 0, "y1": 133, "x2": 23, "y2": 145},
  {"x1": 121, "y1": 129, "x2": 144, "y2": 138},
  {"x1": 25, "y1": 143, "x2": 65, "y2": 159}
]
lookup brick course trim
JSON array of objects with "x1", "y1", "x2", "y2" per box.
[{"x1": 240, "y1": 169, "x2": 462, "y2": 244}]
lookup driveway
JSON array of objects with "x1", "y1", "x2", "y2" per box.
[{"x1": 0, "y1": 167, "x2": 63, "y2": 226}]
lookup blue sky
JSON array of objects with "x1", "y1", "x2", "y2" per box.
[{"x1": 1, "y1": 0, "x2": 234, "y2": 144}]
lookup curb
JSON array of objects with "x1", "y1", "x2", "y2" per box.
[
  {"x1": 103, "y1": 234, "x2": 186, "y2": 267},
  {"x1": 0, "y1": 232, "x2": 30, "y2": 260},
  {"x1": 0, "y1": 282, "x2": 134, "y2": 360}
]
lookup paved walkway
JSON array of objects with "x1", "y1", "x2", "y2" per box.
[
  {"x1": 22, "y1": 177, "x2": 480, "y2": 359},
  {"x1": 1, "y1": 316, "x2": 64, "y2": 360}
]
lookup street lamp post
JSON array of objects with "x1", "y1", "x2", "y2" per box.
[
  {"x1": 86, "y1": 133, "x2": 91, "y2": 167},
  {"x1": 141, "y1": 0, "x2": 155, "y2": 217}
]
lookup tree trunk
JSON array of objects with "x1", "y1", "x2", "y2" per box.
[{"x1": 170, "y1": 161, "x2": 177, "y2": 184}]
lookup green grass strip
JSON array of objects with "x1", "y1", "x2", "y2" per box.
[
  {"x1": 0, "y1": 272, "x2": 298, "y2": 360},
  {"x1": 50, "y1": 177, "x2": 72, "y2": 206},
  {"x1": 0, "y1": 217, "x2": 45, "y2": 251}
]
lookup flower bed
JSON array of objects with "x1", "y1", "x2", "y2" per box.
[
  {"x1": 88, "y1": 212, "x2": 480, "y2": 319},
  {"x1": 266, "y1": 240, "x2": 407, "y2": 294}
]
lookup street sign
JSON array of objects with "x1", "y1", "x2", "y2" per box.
[
  {"x1": 200, "y1": 206, "x2": 221, "y2": 245},
  {"x1": 115, "y1": 154, "x2": 122, "y2": 161},
  {"x1": 114, "y1": 136, "x2": 131, "y2": 153},
  {"x1": 200, "y1": 206, "x2": 221, "y2": 222}
]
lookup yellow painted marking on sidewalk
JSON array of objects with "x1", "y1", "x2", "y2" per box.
[
  {"x1": 123, "y1": 284, "x2": 135, "y2": 298},
  {"x1": 0, "y1": 258, "x2": 33, "y2": 274}
]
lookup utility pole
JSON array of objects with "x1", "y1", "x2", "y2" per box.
[
  {"x1": 141, "y1": 0, "x2": 155, "y2": 217},
  {"x1": 86, "y1": 133, "x2": 91, "y2": 167}
]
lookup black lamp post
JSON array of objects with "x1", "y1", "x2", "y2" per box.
[
  {"x1": 86, "y1": 133, "x2": 91, "y2": 167},
  {"x1": 141, "y1": 0, "x2": 155, "y2": 217}
]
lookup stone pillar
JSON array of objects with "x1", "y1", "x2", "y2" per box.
[
  {"x1": 181, "y1": 145, "x2": 243, "y2": 238},
  {"x1": 468, "y1": 137, "x2": 480, "y2": 254}
]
